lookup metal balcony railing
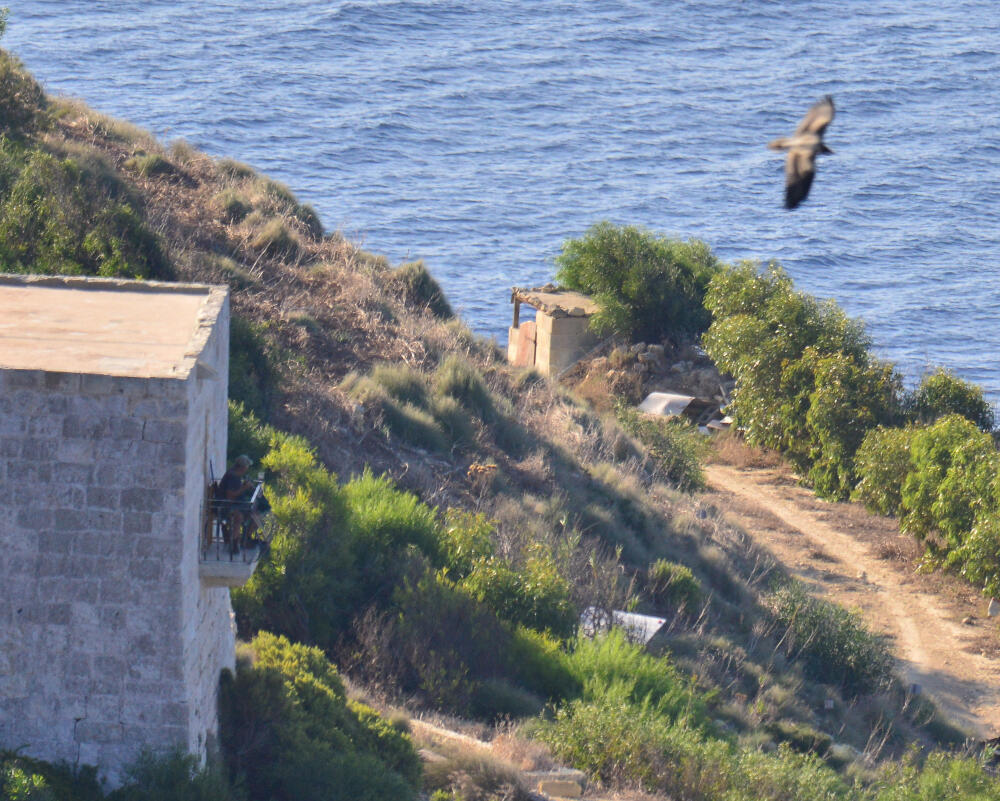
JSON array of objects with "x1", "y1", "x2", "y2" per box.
[{"x1": 199, "y1": 480, "x2": 274, "y2": 587}]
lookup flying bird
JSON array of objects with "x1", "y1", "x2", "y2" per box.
[{"x1": 767, "y1": 95, "x2": 835, "y2": 210}]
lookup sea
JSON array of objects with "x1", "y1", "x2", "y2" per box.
[{"x1": 7, "y1": 1, "x2": 1000, "y2": 399}]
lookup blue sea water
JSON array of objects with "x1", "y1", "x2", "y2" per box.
[{"x1": 7, "y1": 2, "x2": 1000, "y2": 398}]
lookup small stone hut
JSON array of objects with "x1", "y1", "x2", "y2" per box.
[
  {"x1": 0, "y1": 274, "x2": 239, "y2": 784},
  {"x1": 508, "y1": 286, "x2": 601, "y2": 376}
]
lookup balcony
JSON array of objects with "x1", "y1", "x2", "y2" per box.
[{"x1": 199, "y1": 481, "x2": 273, "y2": 588}]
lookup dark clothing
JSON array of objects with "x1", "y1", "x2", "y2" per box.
[{"x1": 219, "y1": 469, "x2": 247, "y2": 500}]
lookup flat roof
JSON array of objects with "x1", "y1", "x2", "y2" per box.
[
  {"x1": 0, "y1": 275, "x2": 228, "y2": 379},
  {"x1": 511, "y1": 285, "x2": 600, "y2": 317}
]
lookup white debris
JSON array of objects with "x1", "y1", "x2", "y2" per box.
[{"x1": 580, "y1": 607, "x2": 667, "y2": 645}]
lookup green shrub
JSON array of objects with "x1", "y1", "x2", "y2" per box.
[
  {"x1": 344, "y1": 468, "x2": 443, "y2": 576},
  {"x1": 852, "y1": 425, "x2": 915, "y2": 515},
  {"x1": 704, "y1": 261, "x2": 903, "y2": 499},
  {"x1": 359, "y1": 568, "x2": 512, "y2": 714},
  {"x1": 459, "y1": 545, "x2": 576, "y2": 639},
  {"x1": 219, "y1": 633, "x2": 420, "y2": 801},
  {"x1": 470, "y1": 678, "x2": 544, "y2": 719},
  {"x1": 872, "y1": 752, "x2": 1000, "y2": 801},
  {"x1": 0, "y1": 749, "x2": 233, "y2": 801},
  {"x1": 0, "y1": 140, "x2": 170, "y2": 279},
  {"x1": 1, "y1": 750, "x2": 101, "y2": 801},
  {"x1": 232, "y1": 436, "x2": 352, "y2": 646},
  {"x1": 391, "y1": 259, "x2": 453, "y2": 319},
  {"x1": 949, "y1": 512, "x2": 1000, "y2": 597},
  {"x1": 507, "y1": 625, "x2": 580, "y2": 702},
  {"x1": 648, "y1": 559, "x2": 702, "y2": 611},
  {"x1": 930, "y1": 430, "x2": 999, "y2": 548},
  {"x1": 909, "y1": 369, "x2": 995, "y2": 432},
  {"x1": 566, "y1": 630, "x2": 707, "y2": 722},
  {"x1": 227, "y1": 400, "x2": 276, "y2": 466},
  {"x1": 439, "y1": 509, "x2": 495, "y2": 578},
  {"x1": 615, "y1": 401, "x2": 707, "y2": 490},
  {"x1": 228, "y1": 316, "x2": 278, "y2": 421},
  {"x1": 800, "y1": 349, "x2": 901, "y2": 499},
  {"x1": 555, "y1": 221, "x2": 720, "y2": 341},
  {"x1": 766, "y1": 582, "x2": 893, "y2": 695},
  {"x1": 704, "y1": 262, "x2": 874, "y2": 449},
  {"x1": 109, "y1": 751, "x2": 234, "y2": 801},
  {"x1": 900, "y1": 415, "x2": 994, "y2": 543}
]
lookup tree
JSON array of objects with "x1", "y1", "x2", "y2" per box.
[
  {"x1": 555, "y1": 222, "x2": 720, "y2": 342},
  {"x1": 908, "y1": 368, "x2": 995, "y2": 432}
]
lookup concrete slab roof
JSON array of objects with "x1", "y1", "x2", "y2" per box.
[
  {"x1": 0, "y1": 274, "x2": 228, "y2": 379},
  {"x1": 511, "y1": 285, "x2": 600, "y2": 317}
]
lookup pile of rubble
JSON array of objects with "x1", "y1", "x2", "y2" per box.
[{"x1": 579, "y1": 339, "x2": 734, "y2": 413}]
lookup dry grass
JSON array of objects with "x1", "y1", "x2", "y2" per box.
[{"x1": 708, "y1": 430, "x2": 783, "y2": 468}]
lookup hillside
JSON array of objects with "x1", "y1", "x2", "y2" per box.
[{"x1": 5, "y1": 36, "x2": 1000, "y2": 801}]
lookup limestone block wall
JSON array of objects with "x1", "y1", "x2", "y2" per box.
[
  {"x1": 179, "y1": 299, "x2": 234, "y2": 758},
  {"x1": 0, "y1": 285, "x2": 234, "y2": 784},
  {"x1": 0, "y1": 369, "x2": 190, "y2": 777},
  {"x1": 535, "y1": 312, "x2": 598, "y2": 376}
]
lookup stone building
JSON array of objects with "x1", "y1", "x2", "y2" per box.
[
  {"x1": 508, "y1": 286, "x2": 601, "y2": 377},
  {"x1": 0, "y1": 274, "x2": 244, "y2": 784}
]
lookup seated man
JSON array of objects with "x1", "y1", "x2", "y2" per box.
[{"x1": 219, "y1": 454, "x2": 256, "y2": 551}]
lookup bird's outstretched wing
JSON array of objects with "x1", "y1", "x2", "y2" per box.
[
  {"x1": 784, "y1": 149, "x2": 816, "y2": 210},
  {"x1": 794, "y1": 95, "x2": 835, "y2": 136}
]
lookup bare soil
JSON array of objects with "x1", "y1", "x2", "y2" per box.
[{"x1": 705, "y1": 462, "x2": 1000, "y2": 739}]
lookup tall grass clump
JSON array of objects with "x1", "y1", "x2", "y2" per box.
[
  {"x1": 0, "y1": 16, "x2": 46, "y2": 136},
  {"x1": 648, "y1": 559, "x2": 703, "y2": 612},
  {"x1": 434, "y1": 354, "x2": 495, "y2": 423},
  {"x1": 214, "y1": 189, "x2": 251, "y2": 223},
  {"x1": 344, "y1": 362, "x2": 494, "y2": 452},
  {"x1": 123, "y1": 151, "x2": 174, "y2": 177},
  {"x1": 766, "y1": 581, "x2": 893, "y2": 695},
  {"x1": 615, "y1": 401, "x2": 707, "y2": 490},
  {"x1": 250, "y1": 217, "x2": 300, "y2": 259},
  {"x1": 342, "y1": 369, "x2": 449, "y2": 452},
  {"x1": 391, "y1": 259, "x2": 453, "y2": 319}
]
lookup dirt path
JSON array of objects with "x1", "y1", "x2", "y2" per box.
[{"x1": 705, "y1": 463, "x2": 1000, "y2": 739}]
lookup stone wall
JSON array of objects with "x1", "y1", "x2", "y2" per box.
[
  {"x1": 0, "y1": 369, "x2": 190, "y2": 778},
  {"x1": 535, "y1": 312, "x2": 598, "y2": 376},
  {"x1": 179, "y1": 297, "x2": 234, "y2": 758},
  {"x1": 0, "y1": 290, "x2": 235, "y2": 784}
]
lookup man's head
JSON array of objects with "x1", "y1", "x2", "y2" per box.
[{"x1": 234, "y1": 454, "x2": 252, "y2": 475}]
